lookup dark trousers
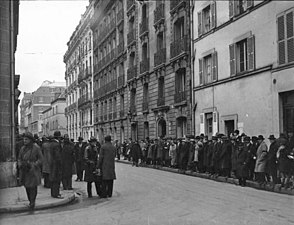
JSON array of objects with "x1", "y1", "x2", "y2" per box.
[
  {"x1": 76, "y1": 161, "x2": 84, "y2": 181},
  {"x1": 62, "y1": 176, "x2": 72, "y2": 190},
  {"x1": 101, "y1": 180, "x2": 114, "y2": 198},
  {"x1": 51, "y1": 181, "x2": 60, "y2": 197},
  {"x1": 238, "y1": 178, "x2": 247, "y2": 186},
  {"x1": 256, "y1": 172, "x2": 266, "y2": 184},
  {"x1": 43, "y1": 173, "x2": 51, "y2": 188},
  {"x1": 25, "y1": 186, "x2": 37, "y2": 204},
  {"x1": 87, "y1": 181, "x2": 102, "y2": 197}
]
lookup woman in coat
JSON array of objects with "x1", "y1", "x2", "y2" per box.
[
  {"x1": 254, "y1": 135, "x2": 268, "y2": 185},
  {"x1": 18, "y1": 132, "x2": 43, "y2": 210}
]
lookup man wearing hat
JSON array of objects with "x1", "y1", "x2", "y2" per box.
[
  {"x1": 266, "y1": 135, "x2": 279, "y2": 187},
  {"x1": 254, "y1": 135, "x2": 268, "y2": 185},
  {"x1": 74, "y1": 137, "x2": 86, "y2": 181},
  {"x1": 49, "y1": 131, "x2": 63, "y2": 198},
  {"x1": 236, "y1": 136, "x2": 250, "y2": 186},
  {"x1": 248, "y1": 136, "x2": 258, "y2": 180},
  {"x1": 18, "y1": 132, "x2": 43, "y2": 209},
  {"x1": 219, "y1": 136, "x2": 232, "y2": 177}
]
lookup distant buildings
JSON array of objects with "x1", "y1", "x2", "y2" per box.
[
  {"x1": 0, "y1": 0, "x2": 20, "y2": 188},
  {"x1": 19, "y1": 81, "x2": 65, "y2": 137}
]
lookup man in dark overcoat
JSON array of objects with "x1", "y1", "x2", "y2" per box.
[
  {"x1": 49, "y1": 131, "x2": 63, "y2": 198},
  {"x1": 98, "y1": 135, "x2": 116, "y2": 198},
  {"x1": 74, "y1": 137, "x2": 86, "y2": 181},
  {"x1": 41, "y1": 136, "x2": 52, "y2": 188},
  {"x1": 236, "y1": 136, "x2": 251, "y2": 186},
  {"x1": 219, "y1": 136, "x2": 232, "y2": 177},
  {"x1": 266, "y1": 135, "x2": 279, "y2": 186},
  {"x1": 61, "y1": 134, "x2": 75, "y2": 190},
  {"x1": 130, "y1": 140, "x2": 142, "y2": 167}
]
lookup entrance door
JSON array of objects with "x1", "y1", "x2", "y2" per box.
[
  {"x1": 205, "y1": 113, "x2": 213, "y2": 138},
  {"x1": 282, "y1": 91, "x2": 294, "y2": 137},
  {"x1": 225, "y1": 120, "x2": 235, "y2": 137},
  {"x1": 158, "y1": 118, "x2": 166, "y2": 138}
]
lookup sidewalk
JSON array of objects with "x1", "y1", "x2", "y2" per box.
[
  {"x1": 117, "y1": 159, "x2": 294, "y2": 196},
  {"x1": 0, "y1": 184, "x2": 76, "y2": 213}
]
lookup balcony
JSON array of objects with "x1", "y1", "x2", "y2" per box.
[
  {"x1": 140, "y1": 59, "x2": 149, "y2": 74},
  {"x1": 127, "y1": 65, "x2": 137, "y2": 80},
  {"x1": 170, "y1": 35, "x2": 189, "y2": 60},
  {"x1": 78, "y1": 94, "x2": 90, "y2": 107},
  {"x1": 174, "y1": 90, "x2": 187, "y2": 103},
  {"x1": 157, "y1": 97, "x2": 165, "y2": 106},
  {"x1": 118, "y1": 75, "x2": 125, "y2": 87},
  {"x1": 142, "y1": 101, "x2": 148, "y2": 111},
  {"x1": 78, "y1": 70, "x2": 85, "y2": 83},
  {"x1": 120, "y1": 110, "x2": 124, "y2": 118},
  {"x1": 127, "y1": 29, "x2": 136, "y2": 46},
  {"x1": 154, "y1": 3, "x2": 164, "y2": 25},
  {"x1": 118, "y1": 41, "x2": 124, "y2": 55},
  {"x1": 139, "y1": 18, "x2": 148, "y2": 37},
  {"x1": 117, "y1": 10, "x2": 124, "y2": 23},
  {"x1": 154, "y1": 48, "x2": 166, "y2": 67},
  {"x1": 170, "y1": 0, "x2": 186, "y2": 13},
  {"x1": 127, "y1": 0, "x2": 135, "y2": 12}
]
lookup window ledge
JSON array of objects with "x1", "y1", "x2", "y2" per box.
[
  {"x1": 272, "y1": 62, "x2": 294, "y2": 73},
  {"x1": 174, "y1": 101, "x2": 187, "y2": 107}
]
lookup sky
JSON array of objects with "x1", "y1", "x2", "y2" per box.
[{"x1": 16, "y1": 0, "x2": 89, "y2": 97}]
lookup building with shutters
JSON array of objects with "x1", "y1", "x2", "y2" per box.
[
  {"x1": 192, "y1": 0, "x2": 294, "y2": 139},
  {"x1": 64, "y1": 1, "x2": 95, "y2": 141},
  {"x1": 91, "y1": 0, "x2": 192, "y2": 142}
]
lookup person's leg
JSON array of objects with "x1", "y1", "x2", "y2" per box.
[
  {"x1": 68, "y1": 176, "x2": 73, "y2": 189},
  {"x1": 51, "y1": 181, "x2": 61, "y2": 197},
  {"x1": 30, "y1": 186, "x2": 37, "y2": 209},
  {"x1": 25, "y1": 187, "x2": 31, "y2": 202},
  {"x1": 62, "y1": 178, "x2": 67, "y2": 190},
  {"x1": 101, "y1": 180, "x2": 107, "y2": 198},
  {"x1": 87, "y1": 182, "x2": 92, "y2": 197},
  {"x1": 107, "y1": 180, "x2": 114, "y2": 197},
  {"x1": 94, "y1": 181, "x2": 102, "y2": 197}
]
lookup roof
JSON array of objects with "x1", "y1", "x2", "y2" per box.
[{"x1": 40, "y1": 80, "x2": 66, "y2": 87}]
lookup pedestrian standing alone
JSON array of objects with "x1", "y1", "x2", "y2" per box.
[
  {"x1": 18, "y1": 132, "x2": 43, "y2": 210},
  {"x1": 74, "y1": 137, "x2": 86, "y2": 181},
  {"x1": 84, "y1": 137, "x2": 101, "y2": 198},
  {"x1": 98, "y1": 135, "x2": 116, "y2": 198},
  {"x1": 254, "y1": 135, "x2": 268, "y2": 186},
  {"x1": 49, "y1": 131, "x2": 63, "y2": 198},
  {"x1": 61, "y1": 134, "x2": 75, "y2": 190}
]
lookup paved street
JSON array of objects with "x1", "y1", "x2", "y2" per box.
[{"x1": 1, "y1": 163, "x2": 294, "y2": 225}]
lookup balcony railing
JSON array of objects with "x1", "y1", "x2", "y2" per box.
[
  {"x1": 120, "y1": 110, "x2": 124, "y2": 118},
  {"x1": 127, "y1": 0, "x2": 135, "y2": 11},
  {"x1": 142, "y1": 101, "x2": 148, "y2": 111},
  {"x1": 139, "y1": 18, "x2": 148, "y2": 36},
  {"x1": 78, "y1": 94, "x2": 90, "y2": 107},
  {"x1": 117, "y1": 10, "x2": 124, "y2": 23},
  {"x1": 170, "y1": 0, "x2": 186, "y2": 12},
  {"x1": 154, "y1": 3, "x2": 164, "y2": 25},
  {"x1": 154, "y1": 48, "x2": 166, "y2": 67},
  {"x1": 118, "y1": 75, "x2": 125, "y2": 87},
  {"x1": 174, "y1": 90, "x2": 187, "y2": 103},
  {"x1": 118, "y1": 41, "x2": 124, "y2": 55},
  {"x1": 170, "y1": 35, "x2": 189, "y2": 60},
  {"x1": 140, "y1": 59, "x2": 149, "y2": 74},
  {"x1": 127, "y1": 29, "x2": 136, "y2": 46},
  {"x1": 157, "y1": 97, "x2": 165, "y2": 106},
  {"x1": 127, "y1": 65, "x2": 137, "y2": 80}
]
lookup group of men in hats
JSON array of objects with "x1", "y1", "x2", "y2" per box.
[{"x1": 119, "y1": 130, "x2": 294, "y2": 189}]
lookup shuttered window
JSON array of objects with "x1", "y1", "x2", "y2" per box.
[
  {"x1": 199, "y1": 51, "x2": 218, "y2": 85},
  {"x1": 198, "y1": 1, "x2": 217, "y2": 37},
  {"x1": 278, "y1": 9, "x2": 294, "y2": 65},
  {"x1": 229, "y1": 0, "x2": 254, "y2": 18}
]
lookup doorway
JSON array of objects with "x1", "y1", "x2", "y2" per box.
[
  {"x1": 158, "y1": 118, "x2": 166, "y2": 138},
  {"x1": 225, "y1": 120, "x2": 235, "y2": 137},
  {"x1": 281, "y1": 91, "x2": 294, "y2": 137}
]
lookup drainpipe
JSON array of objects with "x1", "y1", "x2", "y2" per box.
[{"x1": 190, "y1": 0, "x2": 195, "y2": 136}]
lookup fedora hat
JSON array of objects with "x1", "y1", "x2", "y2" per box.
[
  {"x1": 257, "y1": 135, "x2": 264, "y2": 140},
  {"x1": 268, "y1": 135, "x2": 276, "y2": 140}
]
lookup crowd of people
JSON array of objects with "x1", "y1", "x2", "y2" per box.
[
  {"x1": 120, "y1": 130, "x2": 294, "y2": 189},
  {"x1": 16, "y1": 131, "x2": 116, "y2": 210}
]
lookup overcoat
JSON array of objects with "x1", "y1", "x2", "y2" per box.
[
  {"x1": 156, "y1": 139, "x2": 164, "y2": 159},
  {"x1": 266, "y1": 140, "x2": 279, "y2": 175},
  {"x1": 74, "y1": 142, "x2": 86, "y2": 164},
  {"x1": 202, "y1": 142, "x2": 209, "y2": 168},
  {"x1": 41, "y1": 141, "x2": 52, "y2": 174},
  {"x1": 207, "y1": 142, "x2": 214, "y2": 168},
  {"x1": 219, "y1": 141, "x2": 232, "y2": 169},
  {"x1": 147, "y1": 143, "x2": 153, "y2": 159},
  {"x1": 18, "y1": 143, "x2": 43, "y2": 188},
  {"x1": 49, "y1": 139, "x2": 62, "y2": 182},
  {"x1": 236, "y1": 144, "x2": 250, "y2": 178},
  {"x1": 98, "y1": 142, "x2": 116, "y2": 180},
  {"x1": 130, "y1": 143, "x2": 142, "y2": 162},
  {"x1": 61, "y1": 141, "x2": 75, "y2": 178},
  {"x1": 231, "y1": 142, "x2": 238, "y2": 172},
  {"x1": 277, "y1": 145, "x2": 290, "y2": 173},
  {"x1": 254, "y1": 141, "x2": 268, "y2": 173},
  {"x1": 84, "y1": 145, "x2": 99, "y2": 182}
]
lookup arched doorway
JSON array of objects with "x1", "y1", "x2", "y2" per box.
[{"x1": 158, "y1": 118, "x2": 167, "y2": 138}]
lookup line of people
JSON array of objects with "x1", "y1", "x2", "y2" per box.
[
  {"x1": 118, "y1": 130, "x2": 294, "y2": 189},
  {"x1": 16, "y1": 131, "x2": 116, "y2": 209}
]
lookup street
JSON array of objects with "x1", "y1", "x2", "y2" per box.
[{"x1": 1, "y1": 163, "x2": 294, "y2": 225}]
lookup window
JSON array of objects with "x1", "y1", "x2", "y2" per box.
[
  {"x1": 277, "y1": 9, "x2": 294, "y2": 65},
  {"x1": 198, "y1": 2, "x2": 216, "y2": 36},
  {"x1": 175, "y1": 68, "x2": 186, "y2": 93},
  {"x1": 130, "y1": 89, "x2": 136, "y2": 113},
  {"x1": 120, "y1": 94, "x2": 124, "y2": 111},
  {"x1": 174, "y1": 17, "x2": 184, "y2": 41},
  {"x1": 229, "y1": 35, "x2": 255, "y2": 76},
  {"x1": 229, "y1": 0, "x2": 253, "y2": 18},
  {"x1": 158, "y1": 77, "x2": 165, "y2": 106},
  {"x1": 39, "y1": 97, "x2": 44, "y2": 103},
  {"x1": 199, "y1": 51, "x2": 218, "y2": 85},
  {"x1": 157, "y1": 32, "x2": 164, "y2": 50}
]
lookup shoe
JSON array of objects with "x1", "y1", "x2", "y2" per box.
[{"x1": 29, "y1": 202, "x2": 35, "y2": 210}]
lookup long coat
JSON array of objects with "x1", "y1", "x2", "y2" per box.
[
  {"x1": 18, "y1": 143, "x2": 43, "y2": 188},
  {"x1": 277, "y1": 145, "x2": 290, "y2": 173},
  {"x1": 61, "y1": 141, "x2": 75, "y2": 178},
  {"x1": 84, "y1": 145, "x2": 99, "y2": 182},
  {"x1": 98, "y1": 142, "x2": 116, "y2": 180},
  {"x1": 41, "y1": 141, "x2": 51, "y2": 174},
  {"x1": 130, "y1": 143, "x2": 142, "y2": 162},
  {"x1": 254, "y1": 141, "x2": 268, "y2": 173},
  {"x1": 219, "y1": 141, "x2": 232, "y2": 169},
  {"x1": 49, "y1": 139, "x2": 62, "y2": 182},
  {"x1": 207, "y1": 142, "x2": 214, "y2": 168},
  {"x1": 236, "y1": 144, "x2": 250, "y2": 178},
  {"x1": 157, "y1": 140, "x2": 164, "y2": 159},
  {"x1": 231, "y1": 142, "x2": 238, "y2": 172},
  {"x1": 266, "y1": 140, "x2": 279, "y2": 175},
  {"x1": 74, "y1": 142, "x2": 86, "y2": 163}
]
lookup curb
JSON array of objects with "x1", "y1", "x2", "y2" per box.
[
  {"x1": 0, "y1": 192, "x2": 76, "y2": 213},
  {"x1": 116, "y1": 160, "x2": 294, "y2": 196}
]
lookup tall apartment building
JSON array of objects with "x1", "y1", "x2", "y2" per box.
[
  {"x1": 192, "y1": 0, "x2": 294, "y2": 139},
  {"x1": 0, "y1": 0, "x2": 20, "y2": 188},
  {"x1": 91, "y1": 0, "x2": 192, "y2": 142},
  {"x1": 19, "y1": 81, "x2": 65, "y2": 137},
  {"x1": 64, "y1": 2, "x2": 94, "y2": 141}
]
